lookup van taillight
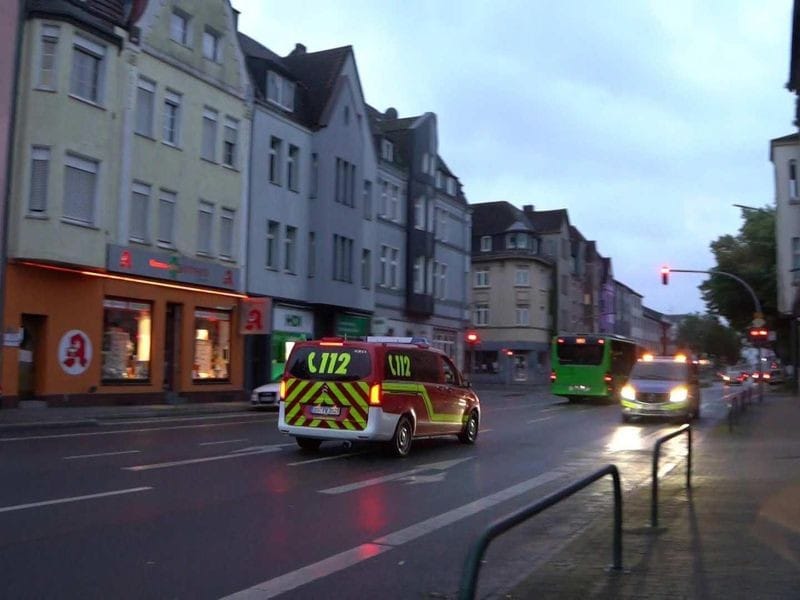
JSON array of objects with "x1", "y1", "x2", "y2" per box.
[
  {"x1": 369, "y1": 383, "x2": 382, "y2": 406},
  {"x1": 279, "y1": 380, "x2": 286, "y2": 400},
  {"x1": 550, "y1": 371, "x2": 556, "y2": 382},
  {"x1": 604, "y1": 373, "x2": 612, "y2": 383}
]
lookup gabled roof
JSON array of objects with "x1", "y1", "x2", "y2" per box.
[
  {"x1": 28, "y1": 0, "x2": 126, "y2": 42},
  {"x1": 527, "y1": 208, "x2": 569, "y2": 234},
  {"x1": 470, "y1": 201, "x2": 535, "y2": 236}
]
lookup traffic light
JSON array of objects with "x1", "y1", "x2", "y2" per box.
[
  {"x1": 466, "y1": 331, "x2": 480, "y2": 346},
  {"x1": 749, "y1": 327, "x2": 769, "y2": 346},
  {"x1": 661, "y1": 265, "x2": 670, "y2": 285}
]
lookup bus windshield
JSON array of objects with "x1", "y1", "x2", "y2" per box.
[{"x1": 556, "y1": 343, "x2": 604, "y2": 365}]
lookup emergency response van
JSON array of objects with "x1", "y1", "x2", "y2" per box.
[
  {"x1": 619, "y1": 354, "x2": 701, "y2": 422},
  {"x1": 277, "y1": 337, "x2": 481, "y2": 457}
]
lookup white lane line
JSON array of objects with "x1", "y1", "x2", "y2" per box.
[
  {"x1": 221, "y1": 543, "x2": 392, "y2": 600},
  {"x1": 0, "y1": 419, "x2": 270, "y2": 442},
  {"x1": 318, "y1": 457, "x2": 473, "y2": 495},
  {"x1": 527, "y1": 416, "x2": 554, "y2": 424},
  {"x1": 199, "y1": 438, "x2": 250, "y2": 446},
  {"x1": 63, "y1": 450, "x2": 141, "y2": 460},
  {"x1": 123, "y1": 446, "x2": 283, "y2": 471},
  {"x1": 288, "y1": 452, "x2": 363, "y2": 466},
  {"x1": 223, "y1": 470, "x2": 563, "y2": 599},
  {"x1": 0, "y1": 487, "x2": 152, "y2": 514}
]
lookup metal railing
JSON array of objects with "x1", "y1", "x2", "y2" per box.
[
  {"x1": 458, "y1": 465, "x2": 622, "y2": 600},
  {"x1": 725, "y1": 385, "x2": 753, "y2": 432},
  {"x1": 650, "y1": 424, "x2": 692, "y2": 528}
]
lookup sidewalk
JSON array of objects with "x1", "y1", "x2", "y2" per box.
[
  {"x1": 0, "y1": 399, "x2": 253, "y2": 431},
  {"x1": 502, "y1": 391, "x2": 800, "y2": 599}
]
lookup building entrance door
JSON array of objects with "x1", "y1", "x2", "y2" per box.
[
  {"x1": 513, "y1": 353, "x2": 528, "y2": 381},
  {"x1": 18, "y1": 314, "x2": 46, "y2": 400},
  {"x1": 163, "y1": 303, "x2": 181, "y2": 393}
]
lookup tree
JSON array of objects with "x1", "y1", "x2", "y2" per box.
[
  {"x1": 700, "y1": 206, "x2": 776, "y2": 334},
  {"x1": 675, "y1": 313, "x2": 741, "y2": 365}
]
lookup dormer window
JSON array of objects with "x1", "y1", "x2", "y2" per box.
[
  {"x1": 381, "y1": 139, "x2": 394, "y2": 162},
  {"x1": 446, "y1": 177, "x2": 456, "y2": 195},
  {"x1": 170, "y1": 10, "x2": 191, "y2": 46},
  {"x1": 435, "y1": 171, "x2": 443, "y2": 189},
  {"x1": 202, "y1": 27, "x2": 222, "y2": 62},
  {"x1": 507, "y1": 233, "x2": 528, "y2": 249},
  {"x1": 266, "y1": 71, "x2": 295, "y2": 112},
  {"x1": 480, "y1": 236, "x2": 491, "y2": 252}
]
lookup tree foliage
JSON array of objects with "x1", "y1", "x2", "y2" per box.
[
  {"x1": 700, "y1": 206, "x2": 776, "y2": 333},
  {"x1": 675, "y1": 313, "x2": 741, "y2": 365}
]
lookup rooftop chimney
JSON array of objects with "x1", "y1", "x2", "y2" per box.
[
  {"x1": 291, "y1": 43, "x2": 307, "y2": 56},
  {"x1": 522, "y1": 204, "x2": 535, "y2": 213},
  {"x1": 384, "y1": 107, "x2": 398, "y2": 119}
]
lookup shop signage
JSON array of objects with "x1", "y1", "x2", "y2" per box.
[
  {"x1": 3, "y1": 328, "x2": 23, "y2": 347},
  {"x1": 107, "y1": 244, "x2": 241, "y2": 290},
  {"x1": 274, "y1": 306, "x2": 313, "y2": 334},
  {"x1": 59, "y1": 329, "x2": 92, "y2": 375},
  {"x1": 336, "y1": 314, "x2": 369, "y2": 338},
  {"x1": 240, "y1": 297, "x2": 271, "y2": 335}
]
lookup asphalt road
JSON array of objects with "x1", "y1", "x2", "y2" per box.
[{"x1": 0, "y1": 385, "x2": 732, "y2": 599}]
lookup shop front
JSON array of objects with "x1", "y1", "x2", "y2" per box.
[
  {"x1": 270, "y1": 305, "x2": 314, "y2": 381},
  {"x1": 1, "y1": 250, "x2": 245, "y2": 407}
]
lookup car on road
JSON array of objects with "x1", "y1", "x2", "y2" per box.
[
  {"x1": 278, "y1": 336, "x2": 481, "y2": 457},
  {"x1": 720, "y1": 367, "x2": 748, "y2": 385},
  {"x1": 619, "y1": 354, "x2": 701, "y2": 422},
  {"x1": 250, "y1": 381, "x2": 280, "y2": 409}
]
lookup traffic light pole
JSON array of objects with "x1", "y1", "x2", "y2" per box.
[{"x1": 665, "y1": 268, "x2": 764, "y2": 401}]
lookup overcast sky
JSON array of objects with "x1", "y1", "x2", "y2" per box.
[{"x1": 232, "y1": 0, "x2": 794, "y2": 315}]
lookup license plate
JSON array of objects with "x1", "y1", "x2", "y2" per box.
[{"x1": 310, "y1": 405, "x2": 341, "y2": 416}]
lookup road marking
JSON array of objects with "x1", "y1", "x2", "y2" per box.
[
  {"x1": 488, "y1": 405, "x2": 536, "y2": 412},
  {"x1": 288, "y1": 452, "x2": 364, "y2": 466},
  {"x1": 63, "y1": 450, "x2": 141, "y2": 460},
  {"x1": 318, "y1": 457, "x2": 473, "y2": 495},
  {"x1": 0, "y1": 487, "x2": 152, "y2": 514},
  {"x1": 199, "y1": 438, "x2": 250, "y2": 446},
  {"x1": 223, "y1": 470, "x2": 563, "y2": 599},
  {"x1": 538, "y1": 407, "x2": 563, "y2": 413},
  {"x1": 123, "y1": 445, "x2": 284, "y2": 471},
  {"x1": 527, "y1": 416, "x2": 554, "y2": 424},
  {"x1": 0, "y1": 419, "x2": 270, "y2": 442}
]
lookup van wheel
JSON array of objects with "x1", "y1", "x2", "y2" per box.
[
  {"x1": 459, "y1": 411, "x2": 479, "y2": 444},
  {"x1": 389, "y1": 416, "x2": 413, "y2": 457},
  {"x1": 296, "y1": 437, "x2": 322, "y2": 451}
]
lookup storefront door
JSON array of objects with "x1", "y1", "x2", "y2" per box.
[
  {"x1": 18, "y1": 314, "x2": 45, "y2": 400},
  {"x1": 513, "y1": 354, "x2": 528, "y2": 381},
  {"x1": 163, "y1": 303, "x2": 181, "y2": 392}
]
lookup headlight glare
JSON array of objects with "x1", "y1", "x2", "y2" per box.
[
  {"x1": 621, "y1": 384, "x2": 636, "y2": 401},
  {"x1": 669, "y1": 386, "x2": 688, "y2": 403}
]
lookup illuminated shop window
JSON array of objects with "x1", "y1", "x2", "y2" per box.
[
  {"x1": 193, "y1": 309, "x2": 231, "y2": 381},
  {"x1": 102, "y1": 298, "x2": 152, "y2": 382}
]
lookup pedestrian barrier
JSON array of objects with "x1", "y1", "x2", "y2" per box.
[
  {"x1": 458, "y1": 464, "x2": 622, "y2": 600},
  {"x1": 650, "y1": 424, "x2": 691, "y2": 528},
  {"x1": 725, "y1": 385, "x2": 753, "y2": 432}
]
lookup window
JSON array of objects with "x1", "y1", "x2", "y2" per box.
[
  {"x1": 516, "y1": 306, "x2": 530, "y2": 326},
  {"x1": 474, "y1": 269, "x2": 489, "y2": 287},
  {"x1": 102, "y1": 299, "x2": 152, "y2": 382},
  {"x1": 790, "y1": 160, "x2": 798, "y2": 200},
  {"x1": 437, "y1": 208, "x2": 447, "y2": 241},
  {"x1": 414, "y1": 197, "x2": 425, "y2": 229},
  {"x1": 379, "y1": 180, "x2": 388, "y2": 217},
  {"x1": 390, "y1": 248, "x2": 399, "y2": 288},
  {"x1": 284, "y1": 225, "x2": 296, "y2": 273},
  {"x1": 129, "y1": 182, "x2": 150, "y2": 242},
  {"x1": 201, "y1": 108, "x2": 218, "y2": 161},
  {"x1": 157, "y1": 190, "x2": 175, "y2": 246},
  {"x1": 135, "y1": 77, "x2": 155, "y2": 137},
  {"x1": 447, "y1": 177, "x2": 456, "y2": 196},
  {"x1": 335, "y1": 158, "x2": 355, "y2": 206},
  {"x1": 310, "y1": 152, "x2": 318, "y2": 197},
  {"x1": 474, "y1": 304, "x2": 489, "y2": 326},
  {"x1": 361, "y1": 249, "x2": 371, "y2": 289},
  {"x1": 413, "y1": 256, "x2": 425, "y2": 293},
  {"x1": 793, "y1": 237, "x2": 800, "y2": 282},
  {"x1": 269, "y1": 137, "x2": 282, "y2": 184},
  {"x1": 436, "y1": 263, "x2": 447, "y2": 299},
  {"x1": 28, "y1": 147, "x2": 50, "y2": 214},
  {"x1": 162, "y1": 90, "x2": 181, "y2": 145},
  {"x1": 197, "y1": 201, "x2": 213, "y2": 254},
  {"x1": 333, "y1": 234, "x2": 354, "y2": 282},
  {"x1": 515, "y1": 267, "x2": 530, "y2": 286},
  {"x1": 266, "y1": 71, "x2": 295, "y2": 111},
  {"x1": 480, "y1": 236, "x2": 492, "y2": 252},
  {"x1": 63, "y1": 153, "x2": 98, "y2": 224},
  {"x1": 202, "y1": 27, "x2": 222, "y2": 62},
  {"x1": 390, "y1": 184, "x2": 400, "y2": 221},
  {"x1": 363, "y1": 180, "x2": 372, "y2": 219},
  {"x1": 308, "y1": 231, "x2": 316, "y2": 277},
  {"x1": 37, "y1": 25, "x2": 59, "y2": 90},
  {"x1": 170, "y1": 10, "x2": 191, "y2": 46},
  {"x1": 222, "y1": 117, "x2": 238, "y2": 167},
  {"x1": 219, "y1": 208, "x2": 234, "y2": 259},
  {"x1": 266, "y1": 220, "x2": 279, "y2": 269},
  {"x1": 287, "y1": 145, "x2": 299, "y2": 191},
  {"x1": 193, "y1": 309, "x2": 231, "y2": 381},
  {"x1": 381, "y1": 139, "x2": 394, "y2": 162},
  {"x1": 70, "y1": 36, "x2": 105, "y2": 104},
  {"x1": 435, "y1": 171, "x2": 443, "y2": 189},
  {"x1": 507, "y1": 232, "x2": 528, "y2": 249}
]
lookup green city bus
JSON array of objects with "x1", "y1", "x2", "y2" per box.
[{"x1": 550, "y1": 334, "x2": 640, "y2": 402}]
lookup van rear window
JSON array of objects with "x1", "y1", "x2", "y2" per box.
[{"x1": 286, "y1": 347, "x2": 372, "y2": 381}]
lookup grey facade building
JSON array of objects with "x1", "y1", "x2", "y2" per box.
[{"x1": 613, "y1": 280, "x2": 644, "y2": 340}]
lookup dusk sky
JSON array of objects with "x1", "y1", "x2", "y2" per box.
[{"x1": 232, "y1": 0, "x2": 794, "y2": 315}]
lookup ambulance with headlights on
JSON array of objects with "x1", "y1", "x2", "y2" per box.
[{"x1": 619, "y1": 354, "x2": 701, "y2": 423}]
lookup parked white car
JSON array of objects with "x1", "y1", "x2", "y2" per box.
[{"x1": 250, "y1": 382, "x2": 280, "y2": 409}]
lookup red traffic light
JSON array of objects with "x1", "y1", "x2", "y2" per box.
[
  {"x1": 661, "y1": 265, "x2": 670, "y2": 285},
  {"x1": 466, "y1": 331, "x2": 479, "y2": 345},
  {"x1": 749, "y1": 327, "x2": 769, "y2": 346}
]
